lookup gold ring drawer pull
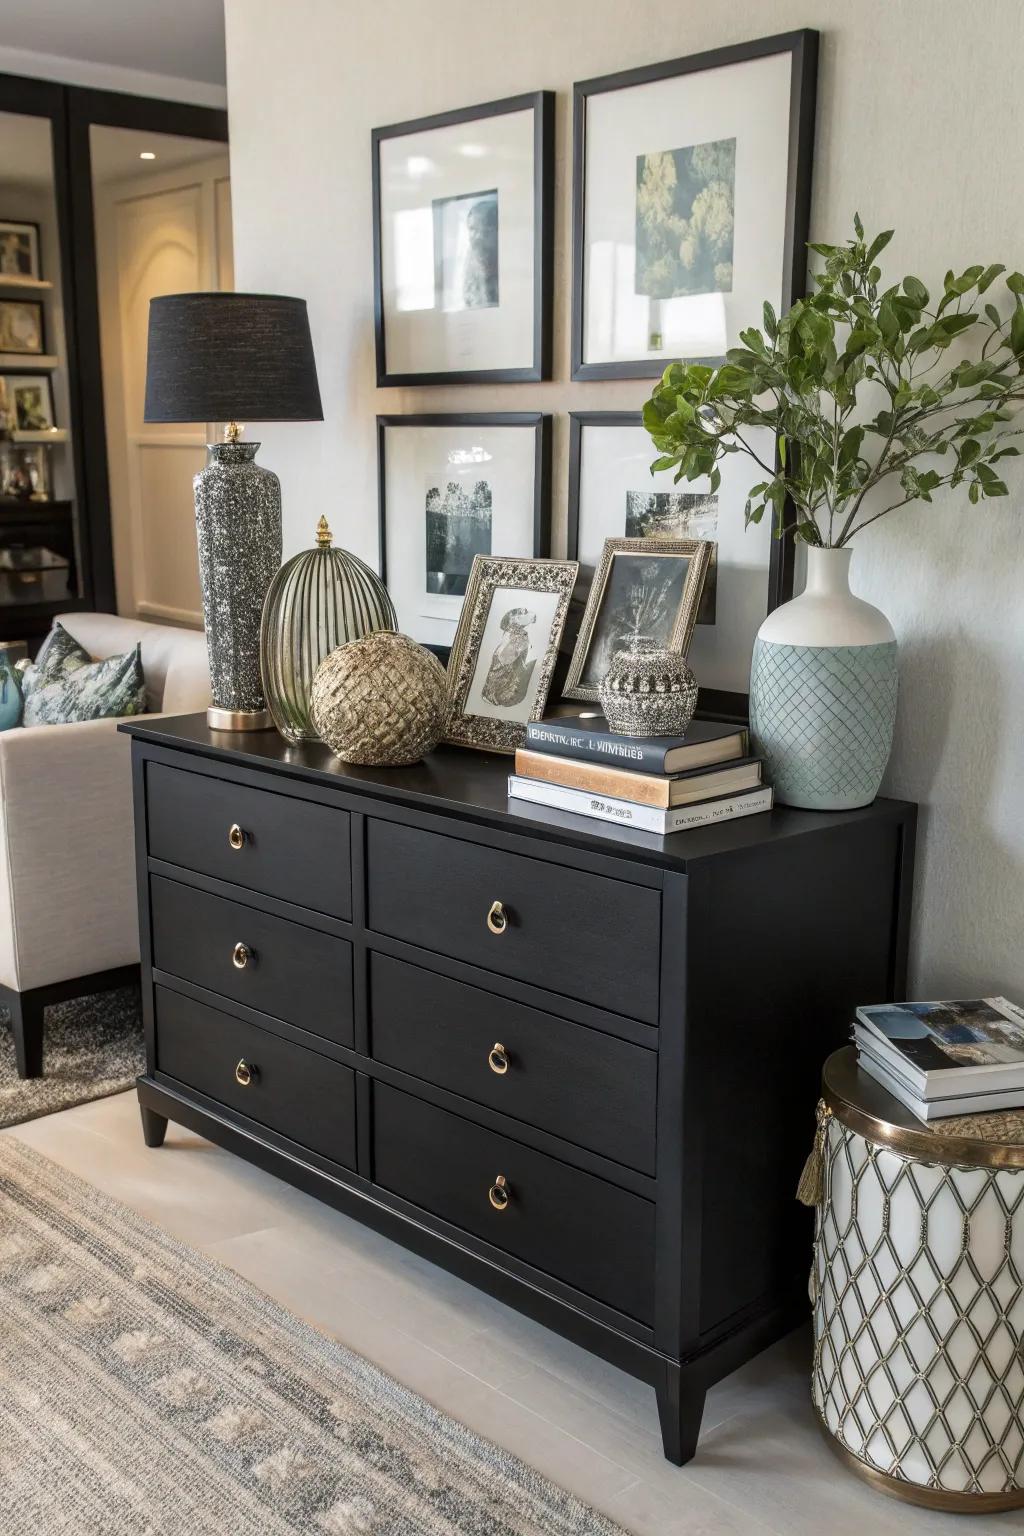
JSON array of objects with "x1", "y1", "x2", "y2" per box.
[
  {"x1": 488, "y1": 1174, "x2": 510, "y2": 1211},
  {"x1": 488, "y1": 1042, "x2": 510, "y2": 1075},
  {"x1": 235, "y1": 1058, "x2": 257, "y2": 1087},
  {"x1": 486, "y1": 900, "x2": 508, "y2": 936},
  {"x1": 232, "y1": 941, "x2": 252, "y2": 970},
  {"x1": 228, "y1": 823, "x2": 246, "y2": 851}
]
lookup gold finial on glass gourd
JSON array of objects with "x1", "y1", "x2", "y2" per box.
[{"x1": 259, "y1": 516, "x2": 397, "y2": 744}]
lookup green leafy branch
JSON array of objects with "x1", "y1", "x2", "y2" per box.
[{"x1": 642, "y1": 215, "x2": 1024, "y2": 546}]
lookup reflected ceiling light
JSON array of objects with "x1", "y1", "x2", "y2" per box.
[
  {"x1": 459, "y1": 144, "x2": 486, "y2": 158},
  {"x1": 139, "y1": 151, "x2": 157, "y2": 160},
  {"x1": 406, "y1": 155, "x2": 434, "y2": 177}
]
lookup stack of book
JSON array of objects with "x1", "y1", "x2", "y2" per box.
[
  {"x1": 508, "y1": 714, "x2": 773, "y2": 835},
  {"x1": 855, "y1": 997, "x2": 1024, "y2": 1121}
]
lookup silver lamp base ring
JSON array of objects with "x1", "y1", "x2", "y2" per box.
[{"x1": 207, "y1": 706, "x2": 274, "y2": 732}]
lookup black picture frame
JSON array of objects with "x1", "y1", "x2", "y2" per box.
[
  {"x1": 0, "y1": 217, "x2": 42, "y2": 280},
  {"x1": 372, "y1": 92, "x2": 554, "y2": 386},
  {"x1": 0, "y1": 296, "x2": 45, "y2": 355},
  {"x1": 6, "y1": 372, "x2": 56, "y2": 430},
  {"x1": 567, "y1": 410, "x2": 796, "y2": 722},
  {"x1": 570, "y1": 30, "x2": 818, "y2": 382},
  {"x1": 377, "y1": 412, "x2": 552, "y2": 664}
]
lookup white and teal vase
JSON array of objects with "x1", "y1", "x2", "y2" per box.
[{"x1": 749, "y1": 547, "x2": 898, "y2": 811}]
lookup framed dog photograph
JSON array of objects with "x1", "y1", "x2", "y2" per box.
[{"x1": 445, "y1": 555, "x2": 578, "y2": 752}]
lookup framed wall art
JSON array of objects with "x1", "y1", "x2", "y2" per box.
[
  {"x1": 0, "y1": 219, "x2": 41, "y2": 281},
  {"x1": 5, "y1": 374, "x2": 55, "y2": 432},
  {"x1": 570, "y1": 30, "x2": 817, "y2": 380},
  {"x1": 445, "y1": 555, "x2": 578, "y2": 753},
  {"x1": 568, "y1": 411, "x2": 788, "y2": 715},
  {"x1": 564, "y1": 536, "x2": 712, "y2": 704},
  {"x1": 372, "y1": 92, "x2": 554, "y2": 385},
  {"x1": 0, "y1": 298, "x2": 44, "y2": 354},
  {"x1": 378, "y1": 412, "x2": 551, "y2": 657}
]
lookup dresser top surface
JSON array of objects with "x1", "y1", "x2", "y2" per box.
[{"x1": 122, "y1": 713, "x2": 914, "y2": 873}]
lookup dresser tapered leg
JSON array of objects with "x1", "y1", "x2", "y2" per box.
[
  {"x1": 657, "y1": 1363, "x2": 705, "y2": 1466},
  {"x1": 140, "y1": 1104, "x2": 168, "y2": 1148},
  {"x1": 7, "y1": 990, "x2": 44, "y2": 1079}
]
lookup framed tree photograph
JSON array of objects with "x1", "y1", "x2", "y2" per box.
[
  {"x1": 378, "y1": 413, "x2": 551, "y2": 658},
  {"x1": 568, "y1": 411, "x2": 790, "y2": 716},
  {"x1": 373, "y1": 92, "x2": 554, "y2": 385},
  {"x1": 445, "y1": 555, "x2": 578, "y2": 753},
  {"x1": 5, "y1": 374, "x2": 55, "y2": 431},
  {"x1": 564, "y1": 537, "x2": 712, "y2": 703},
  {"x1": 570, "y1": 30, "x2": 817, "y2": 380}
]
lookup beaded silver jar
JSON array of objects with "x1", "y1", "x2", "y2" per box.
[
  {"x1": 599, "y1": 637, "x2": 698, "y2": 738},
  {"x1": 260, "y1": 516, "x2": 397, "y2": 745}
]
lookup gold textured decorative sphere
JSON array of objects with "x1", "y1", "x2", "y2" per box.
[{"x1": 310, "y1": 631, "x2": 447, "y2": 767}]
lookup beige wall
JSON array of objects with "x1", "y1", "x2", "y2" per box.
[{"x1": 224, "y1": 0, "x2": 1024, "y2": 999}]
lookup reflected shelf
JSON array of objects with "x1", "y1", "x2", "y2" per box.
[
  {"x1": 0, "y1": 353, "x2": 59, "y2": 370},
  {"x1": 0, "y1": 275, "x2": 53, "y2": 293},
  {"x1": 8, "y1": 428, "x2": 69, "y2": 445}
]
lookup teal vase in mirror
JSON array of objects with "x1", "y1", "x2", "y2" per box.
[
  {"x1": 260, "y1": 516, "x2": 397, "y2": 745},
  {"x1": 0, "y1": 649, "x2": 23, "y2": 731}
]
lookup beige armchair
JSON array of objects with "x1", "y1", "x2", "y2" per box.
[{"x1": 0, "y1": 612, "x2": 210, "y2": 1077}]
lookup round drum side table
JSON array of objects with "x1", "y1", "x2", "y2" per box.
[{"x1": 810, "y1": 1048, "x2": 1024, "y2": 1513}]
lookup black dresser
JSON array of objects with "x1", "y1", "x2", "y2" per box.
[{"x1": 122, "y1": 714, "x2": 916, "y2": 1464}]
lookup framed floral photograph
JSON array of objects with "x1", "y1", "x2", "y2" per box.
[
  {"x1": 445, "y1": 555, "x2": 578, "y2": 753},
  {"x1": 564, "y1": 537, "x2": 712, "y2": 703},
  {"x1": 0, "y1": 219, "x2": 41, "y2": 281},
  {"x1": 568, "y1": 411, "x2": 790, "y2": 715},
  {"x1": 372, "y1": 92, "x2": 554, "y2": 385},
  {"x1": 570, "y1": 31, "x2": 817, "y2": 380},
  {"x1": 0, "y1": 298, "x2": 44, "y2": 354},
  {"x1": 378, "y1": 413, "x2": 551, "y2": 659}
]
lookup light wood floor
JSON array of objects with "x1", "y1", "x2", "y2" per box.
[{"x1": 4, "y1": 1092, "x2": 1011, "y2": 1535}]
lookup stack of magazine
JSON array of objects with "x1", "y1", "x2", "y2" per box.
[
  {"x1": 855, "y1": 997, "x2": 1024, "y2": 1121},
  {"x1": 508, "y1": 715, "x2": 773, "y2": 836}
]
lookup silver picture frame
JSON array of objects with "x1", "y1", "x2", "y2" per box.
[
  {"x1": 445, "y1": 555, "x2": 578, "y2": 754},
  {"x1": 563, "y1": 536, "x2": 712, "y2": 703}
]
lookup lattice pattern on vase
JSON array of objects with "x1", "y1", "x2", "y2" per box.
[
  {"x1": 811, "y1": 1115, "x2": 1024, "y2": 1498},
  {"x1": 749, "y1": 639, "x2": 898, "y2": 810}
]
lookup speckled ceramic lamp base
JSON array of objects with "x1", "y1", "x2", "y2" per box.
[{"x1": 195, "y1": 440, "x2": 282, "y2": 731}]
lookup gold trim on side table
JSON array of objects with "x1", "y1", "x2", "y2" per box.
[{"x1": 815, "y1": 1411, "x2": 1024, "y2": 1513}]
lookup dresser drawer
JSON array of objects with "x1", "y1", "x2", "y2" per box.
[
  {"x1": 365, "y1": 820, "x2": 661, "y2": 1023},
  {"x1": 151, "y1": 876, "x2": 354, "y2": 1046},
  {"x1": 372, "y1": 1083, "x2": 654, "y2": 1323},
  {"x1": 155, "y1": 986, "x2": 355, "y2": 1168},
  {"x1": 147, "y1": 762, "x2": 351, "y2": 919},
  {"x1": 370, "y1": 954, "x2": 657, "y2": 1174}
]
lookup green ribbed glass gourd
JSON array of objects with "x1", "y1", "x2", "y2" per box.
[{"x1": 260, "y1": 516, "x2": 397, "y2": 744}]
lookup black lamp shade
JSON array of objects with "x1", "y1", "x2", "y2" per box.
[{"x1": 144, "y1": 292, "x2": 323, "y2": 424}]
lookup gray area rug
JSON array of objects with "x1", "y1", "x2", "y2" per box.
[
  {"x1": 0, "y1": 986, "x2": 144, "y2": 1129},
  {"x1": 0, "y1": 1136, "x2": 629, "y2": 1535}
]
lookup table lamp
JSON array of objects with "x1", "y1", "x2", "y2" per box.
[{"x1": 144, "y1": 292, "x2": 323, "y2": 730}]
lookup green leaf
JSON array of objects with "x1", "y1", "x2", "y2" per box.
[
  {"x1": 978, "y1": 263, "x2": 1006, "y2": 293},
  {"x1": 866, "y1": 229, "x2": 894, "y2": 263},
  {"x1": 878, "y1": 300, "x2": 900, "y2": 346},
  {"x1": 968, "y1": 480, "x2": 981, "y2": 503},
  {"x1": 853, "y1": 212, "x2": 864, "y2": 240},
  {"x1": 984, "y1": 303, "x2": 1002, "y2": 328},
  {"x1": 1007, "y1": 272, "x2": 1024, "y2": 296},
  {"x1": 762, "y1": 301, "x2": 778, "y2": 338},
  {"x1": 650, "y1": 455, "x2": 680, "y2": 473},
  {"x1": 1010, "y1": 304, "x2": 1024, "y2": 357},
  {"x1": 902, "y1": 275, "x2": 929, "y2": 306}
]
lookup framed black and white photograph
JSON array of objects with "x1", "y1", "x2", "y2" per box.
[
  {"x1": 0, "y1": 298, "x2": 44, "y2": 354},
  {"x1": 378, "y1": 413, "x2": 551, "y2": 656},
  {"x1": 445, "y1": 556, "x2": 578, "y2": 753},
  {"x1": 373, "y1": 92, "x2": 553, "y2": 385},
  {"x1": 5, "y1": 374, "x2": 55, "y2": 432},
  {"x1": 571, "y1": 30, "x2": 817, "y2": 380},
  {"x1": 0, "y1": 219, "x2": 41, "y2": 281},
  {"x1": 568, "y1": 412, "x2": 790, "y2": 715},
  {"x1": 564, "y1": 537, "x2": 712, "y2": 703}
]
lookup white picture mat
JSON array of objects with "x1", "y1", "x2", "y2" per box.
[
  {"x1": 380, "y1": 108, "x2": 535, "y2": 374},
  {"x1": 582, "y1": 51, "x2": 792, "y2": 366},
  {"x1": 384, "y1": 423, "x2": 539, "y2": 646},
  {"x1": 464, "y1": 585, "x2": 561, "y2": 723},
  {"x1": 576, "y1": 422, "x2": 774, "y2": 694}
]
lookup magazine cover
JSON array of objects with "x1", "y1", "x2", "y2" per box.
[{"x1": 857, "y1": 998, "x2": 1024, "y2": 1072}]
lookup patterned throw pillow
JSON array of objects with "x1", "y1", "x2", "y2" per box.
[
  {"x1": 21, "y1": 641, "x2": 147, "y2": 727},
  {"x1": 19, "y1": 621, "x2": 91, "y2": 700}
]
